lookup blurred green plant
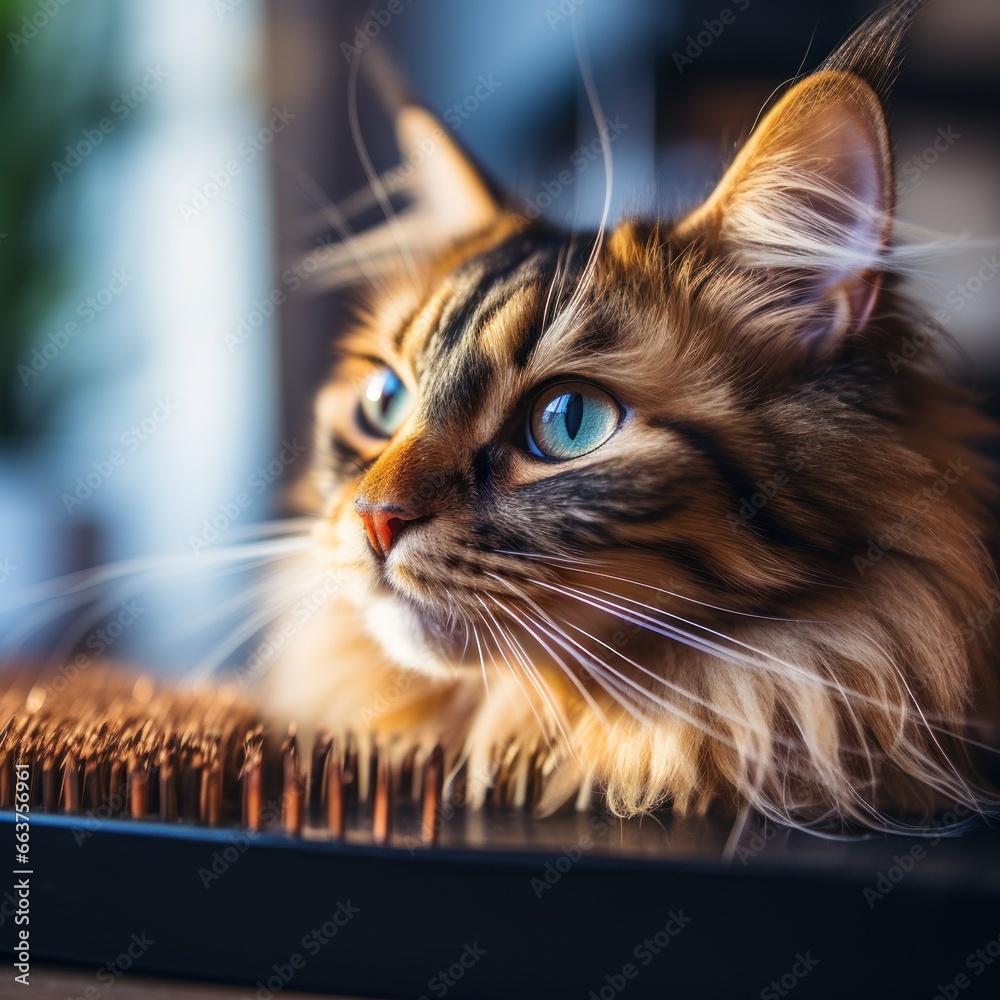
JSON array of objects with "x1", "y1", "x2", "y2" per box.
[{"x1": 0, "y1": 0, "x2": 124, "y2": 442}]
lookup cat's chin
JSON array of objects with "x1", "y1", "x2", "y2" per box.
[{"x1": 358, "y1": 587, "x2": 470, "y2": 680}]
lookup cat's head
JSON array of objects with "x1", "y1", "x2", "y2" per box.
[{"x1": 303, "y1": 0, "x2": 998, "y2": 823}]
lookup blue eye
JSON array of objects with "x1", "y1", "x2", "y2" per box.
[
  {"x1": 526, "y1": 381, "x2": 621, "y2": 460},
  {"x1": 359, "y1": 367, "x2": 413, "y2": 437}
]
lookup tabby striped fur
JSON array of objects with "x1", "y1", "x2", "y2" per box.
[{"x1": 263, "y1": 0, "x2": 1000, "y2": 831}]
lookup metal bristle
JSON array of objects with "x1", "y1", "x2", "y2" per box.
[{"x1": 0, "y1": 668, "x2": 553, "y2": 845}]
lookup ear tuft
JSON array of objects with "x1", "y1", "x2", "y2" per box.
[
  {"x1": 676, "y1": 71, "x2": 893, "y2": 352},
  {"x1": 820, "y1": 0, "x2": 928, "y2": 102},
  {"x1": 672, "y1": 2, "x2": 934, "y2": 354}
]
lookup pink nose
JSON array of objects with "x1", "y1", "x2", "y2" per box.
[{"x1": 355, "y1": 502, "x2": 420, "y2": 557}]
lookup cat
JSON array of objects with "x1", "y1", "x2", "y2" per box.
[{"x1": 260, "y1": 0, "x2": 1000, "y2": 832}]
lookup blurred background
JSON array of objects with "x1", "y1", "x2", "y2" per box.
[{"x1": 1, "y1": 0, "x2": 998, "y2": 673}]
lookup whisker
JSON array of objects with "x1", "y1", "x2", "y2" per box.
[
  {"x1": 487, "y1": 591, "x2": 610, "y2": 728},
  {"x1": 0, "y1": 535, "x2": 312, "y2": 616},
  {"x1": 577, "y1": 580, "x2": 974, "y2": 733},
  {"x1": 493, "y1": 548, "x2": 813, "y2": 622},
  {"x1": 187, "y1": 565, "x2": 335, "y2": 683},
  {"x1": 474, "y1": 597, "x2": 564, "y2": 747},
  {"x1": 506, "y1": 596, "x2": 665, "y2": 728},
  {"x1": 530, "y1": 576, "x2": 987, "y2": 817},
  {"x1": 554, "y1": 19, "x2": 614, "y2": 328},
  {"x1": 276, "y1": 158, "x2": 381, "y2": 288},
  {"x1": 484, "y1": 596, "x2": 579, "y2": 742},
  {"x1": 346, "y1": 48, "x2": 421, "y2": 289},
  {"x1": 177, "y1": 563, "x2": 314, "y2": 641}
]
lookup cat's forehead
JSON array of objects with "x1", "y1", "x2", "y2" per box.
[
  {"x1": 347, "y1": 223, "x2": 673, "y2": 434},
  {"x1": 407, "y1": 231, "x2": 574, "y2": 365},
  {"x1": 364, "y1": 231, "x2": 589, "y2": 421}
]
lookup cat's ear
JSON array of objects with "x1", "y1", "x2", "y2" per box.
[
  {"x1": 307, "y1": 106, "x2": 504, "y2": 289},
  {"x1": 674, "y1": 69, "x2": 893, "y2": 350},
  {"x1": 395, "y1": 105, "x2": 503, "y2": 240}
]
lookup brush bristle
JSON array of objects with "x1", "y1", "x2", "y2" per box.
[{"x1": 0, "y1": 667, "x2": 562, "y2": 846}]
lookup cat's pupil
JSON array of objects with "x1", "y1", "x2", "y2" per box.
[
  {"x1": 541, "y1": 392, "x2": 585, "y2": 439},
  {"x1": 563, "y1": 393, "x2": 584, "y2": 439}
]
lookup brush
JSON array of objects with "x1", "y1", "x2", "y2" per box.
[
  {"x1": 0, "y1": 666, "x2": 575, "y2": 850},
  {"x1": 2, "y1": 665, "x2": 1000, "y2": 999}
]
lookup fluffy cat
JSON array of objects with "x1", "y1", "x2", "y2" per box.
[{"x1": 261, "y1": 0, "x2": 1000, "y2": 832}]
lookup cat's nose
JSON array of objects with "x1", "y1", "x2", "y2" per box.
[{"x1": 354, "y1": 501, "x2": 421, "y2": 557}]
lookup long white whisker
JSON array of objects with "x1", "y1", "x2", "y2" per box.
[
  {"x1": 276, "y1": 157, "x2": 381, "y2": 287},
  {"x1": 533, "y1": 577, "x2": 985, "y2": 813},
  {"x1": 186, "y1": 565, "x2": 334, "y2": 683},
  {"x1": 484, "y1": 596, "x2": 579, "y2": 742},
  {"x1": 493, "y1": 549, "x2": 812, "y2": 622},
  {"x1": 346, "y1": 48, "x2": 421, "y2": 288},
  {"x1": 553, "y1": 611, "x2": 795, "y2": 750},
  {"x1": 474, "y1": 597, "x2": 563, "y2": 747},
  {"x1": 506, "y1": 594, "x2": 664, "y2": 728},
  {"x1": 0, "y1": 535, "x2": 312, "y2": 616},
  {"x1": 488, "y1": 592, "x2": 610, "y2": 728},
  {"x1": 556, "y1": 17, "x2": 614, "y2": 326},
  {"x1": 178, "y1": 563, "x2": 314, "y2": 641},
  {"x1": 577, "y1": 580, "x2": 970, "y2": 731}
]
